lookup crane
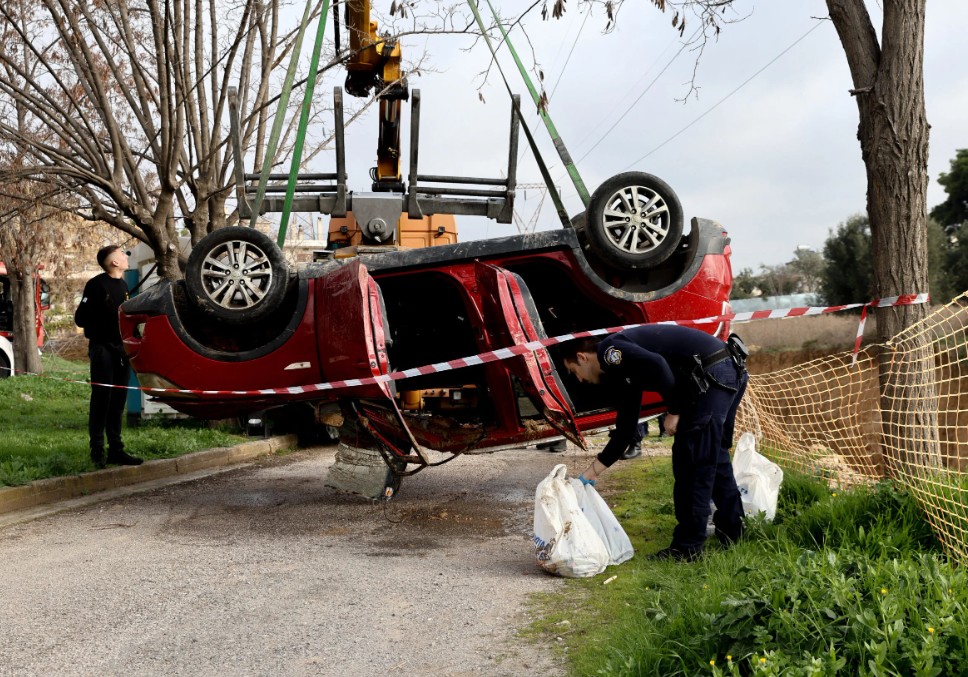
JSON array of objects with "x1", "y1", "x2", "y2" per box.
[
  {"x1": 343, "y1": 0, "x2": 408, "y2": 193},
  {"x1": 230, "y1": 0, "x2": 521, "y2": 249}
]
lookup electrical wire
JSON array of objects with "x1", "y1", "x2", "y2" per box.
[
  {"x1": 548, "y1": 8, "x2": 591, "y2": 102},
  {"x1": 574, "y1": 25, "x2": 702, "y2": 165},
  {"x1": 565, "y1": 30, "x2": 686, "y2": 157},
  {"x1": 468, "y1": 0, "x2": 574, "y2": 224},
  {"x1": 622, "y1": 20, "x2": 825, "y2": 170},
  {"x1": 544, "y1": 3, "x2": 582, "y2": 81},
  {"x1": 514, "y1": 8, "x2": 589, "y2": 167}
]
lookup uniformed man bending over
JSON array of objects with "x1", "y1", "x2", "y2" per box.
[{"x1": 561, "y1": 324, "x2": 749, "y2": 561}]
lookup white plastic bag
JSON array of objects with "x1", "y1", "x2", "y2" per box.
[
  {"x1": 570, "y1": 479, "x2": 635, "y2": 566},
  {"x1": 732, "y1": 432, "x2": 783, "y2": 521},
  {"x1": 532, "y1": 464, "x2": 609, "y2": 578}
]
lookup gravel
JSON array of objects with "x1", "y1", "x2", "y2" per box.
[{"x1": 0, "y1": 445, "x2": 585, "y2": 676}]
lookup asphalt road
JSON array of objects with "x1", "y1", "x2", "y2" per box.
[{"x1": 0, "y1": 445, "x2": 577, "y2": 676}]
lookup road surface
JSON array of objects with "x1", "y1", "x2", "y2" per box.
[{"x1": 0, "y1": 444, "x2": 581, "y2": 676}]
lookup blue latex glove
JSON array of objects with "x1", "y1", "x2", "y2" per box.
[{"x1": 578, "y1": 474, "x2": 596, "y2": 487}]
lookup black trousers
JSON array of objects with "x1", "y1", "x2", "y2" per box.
[
  {"x1": 88, "y1": 342, "x2": 130, "y2": 454},
  {"x1": 670, "y1": 359, "x2": 748, "y2": 552}
]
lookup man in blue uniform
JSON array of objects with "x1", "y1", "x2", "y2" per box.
[{"x1": 561, "y1": 324, "x2": 749, "y2": 561}]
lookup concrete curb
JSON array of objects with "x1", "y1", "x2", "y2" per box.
[{"x1": 0, "y1": 434, "x2": 299, "y2": 517}]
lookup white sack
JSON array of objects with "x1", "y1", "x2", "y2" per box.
[
  {"x1": 532, "y1": 464, "x2": 609, "y2": 578},
  {"x1": 733, "y1": 432, "x2": 783, "y2": 521},
  {"x1": 570, "y1": 479, "x2": 635, "y2": 565}
]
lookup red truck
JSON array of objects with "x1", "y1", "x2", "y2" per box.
[{"x1": 0, "y1": 263, "x2": 50, "y2": 377}]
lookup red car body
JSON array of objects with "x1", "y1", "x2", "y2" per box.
[{"x1": 120, "y1": 218, "x2": 732, "y2": 458}]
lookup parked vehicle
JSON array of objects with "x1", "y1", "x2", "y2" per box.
[{"x1": 0, "y1": 263, "x2": 51, "y2": 378}]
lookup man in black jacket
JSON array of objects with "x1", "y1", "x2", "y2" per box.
[
  {"x1": 74, "y1": 245, "x2": 142, "y2": 468},
  {"x1": 562, "y1": 324, "x2": 748, "y2": 561}
]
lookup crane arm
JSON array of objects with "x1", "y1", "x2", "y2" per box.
[{"x1": 343, "y1": 0, "x2": 407, "y2": 191}]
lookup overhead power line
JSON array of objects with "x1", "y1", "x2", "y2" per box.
[
  {"x1": 574, "y1": 25, "x2": 703, "y2": 165},
  {"x1": 548, "y1": 9, "x2": 591, "y2": 101},
  {"x1": 567, "y1": 31, "x2": 682, "y2": 157},
  {"x1": 622, "y1": 20, "x2": 826, "y2": 171},
  {"x1": 515, "y1": 10, "x2": 589, "y2": 169}
]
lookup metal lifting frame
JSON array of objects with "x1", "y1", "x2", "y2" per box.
[
  {"x1": 230, "y1": 86, "x2": 347, "y2": 220},
  {"x1": 230, "y1": 87, "x2": 520, "y2": 233}
]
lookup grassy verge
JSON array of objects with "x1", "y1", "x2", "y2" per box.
[
  {"x1": 0, "y1": 355, "x2": 244, "y2": 486},
  {"x1": 526, "y1": 454, "x2": 968, "y2": 676}
]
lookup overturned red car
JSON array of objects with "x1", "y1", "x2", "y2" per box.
[
  {"x1": 120, "y1": 206, "x2": 733, "y2": 474},
  {"x1": 120, "y1": 83, "x2": 732, "y2": 486}
]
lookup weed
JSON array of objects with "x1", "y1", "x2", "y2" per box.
[{"x1": 782, "y1": 479, "x2": 942, "y2": 557}]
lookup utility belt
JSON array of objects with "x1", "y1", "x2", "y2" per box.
[{"x1": 685, "y1": 333, "x2": 750, "y2": 400}]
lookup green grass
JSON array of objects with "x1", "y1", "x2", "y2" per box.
[
  {"x1": 0, "y1": 355, "x2": 244, "y2": 486},
  {"x1": 526, "y1": 456, "x2": 968, "y2": 676}
]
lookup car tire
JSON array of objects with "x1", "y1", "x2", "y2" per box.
[
  {"x1": 585, "y1": 172, "x2": 684, "y2": 270},
  {"x1": 0, "y1": 352, "x2": 10, "y2": 378},
  {"x1": 185, "y1": 226, "x2": 289, "y2": 324}
]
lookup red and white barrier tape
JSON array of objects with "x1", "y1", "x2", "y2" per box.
[
  {"x1": 848, "y1": 294, "x2": 931, "y2": 366},
  {"x1": 18, "y1": 293, "x2": 928, "y2": 395}
]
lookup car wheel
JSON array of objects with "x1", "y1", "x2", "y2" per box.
[
  {"x1": 585, "y1": 172, "x2": 684, "y2": 270},
  {"x1": 0, "y1": 352, "x2": 10, "y2": 378},
  {"x1": 185, "y1": 226, "x2": 289, "y2": 324}
]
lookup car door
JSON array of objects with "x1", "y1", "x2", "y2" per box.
[
  {"x1": 314, "y1": 259, "x2": 393, "y2": 400},
  {"x1": 474, "y1": 262, "x2": 585, "y2": 448},
  {"x1": 315, "y1": 259, "x2": 469, "y2": 467}
]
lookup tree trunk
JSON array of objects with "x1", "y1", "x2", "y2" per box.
[
  {"x1": 864, "y1": 48, "x2": 938, "y2": 470},
  {"x1": 149, "y1": 195, "x2": 184, "y2": 280},
  {"x1": 827, "y1": 0, "x2": 937, "y2": 472},
  {"x1": 9, "y1": 272, "x2": 42, "y2": 376}
]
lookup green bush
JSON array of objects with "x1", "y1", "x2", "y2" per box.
[{"x1": 534, "y1": 461, "x2": 968, "y2": 677}]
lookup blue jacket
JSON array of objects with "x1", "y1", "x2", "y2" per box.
[{"x1": 595, "y1": 325, "x2": 726, "y2": 467}]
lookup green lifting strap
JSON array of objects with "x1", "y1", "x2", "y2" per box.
[
  {"x1": 278, "y1": 0, "x2": 331, "y2": 247},
  {"x1": 479, "y1": 0, "x2": 590, "y2": 208},
  {"x1": 248, "y1": 0, "x2": 316, "y2": 230},
  {"x1": 466, "y1": 1, "x2": 572, "y2": 228}
]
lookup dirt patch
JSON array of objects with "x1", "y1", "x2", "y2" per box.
[{"x1": 747, "y1": 348, "x2": 836, "y2": 374}]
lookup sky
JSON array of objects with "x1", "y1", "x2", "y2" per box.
[{"x1": 296, "y1": 1, "x2": 968, "y2": 274}]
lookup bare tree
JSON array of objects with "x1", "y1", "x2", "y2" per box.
[
  {"x1": 0, "y1": 175, "x2": 61, "y2": 376},
  {"x1": 0, "y1": 0, "x2": 485, "y2": 281},
  {"x1": 0, "y1": 0, "x2": 351, "y2": 279},
  {"x1": 543, "y1": 0, "x2": 936, "y2": 466},
  {"x1": 0, "y1": 0, "x2": 71, "y2": 375}
]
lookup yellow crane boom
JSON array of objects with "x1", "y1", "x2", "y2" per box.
[{"x1": 343, "y1": 0, "x2": 407, "y2": 192}]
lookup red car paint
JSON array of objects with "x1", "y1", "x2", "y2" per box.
[{"x1": 120, "y1": 219, "x2": 732, "y2": 457}]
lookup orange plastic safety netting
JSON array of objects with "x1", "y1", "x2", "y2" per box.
[{"x1": 734, "y1": 292, "x2": 968, "y2": 563}]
